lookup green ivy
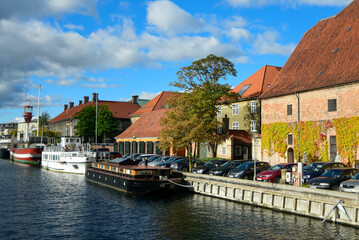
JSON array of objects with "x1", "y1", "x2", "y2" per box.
[
  {"x1": 261, "y1": 116, "x2": 359, "y2": 164},
  {"x1": 333, "y1": 117, "x2": 359, "y2": 166}
]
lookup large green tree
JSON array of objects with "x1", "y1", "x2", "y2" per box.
[
  {"x1": 74, "y1": 104, "x2": 118, "y2": 142},
  {"x1": 160, "y1": 54, "x2": 238, "y2": 170},
  {"x1": 39, "y1": 111, "x2": 51, "y2": 128}
]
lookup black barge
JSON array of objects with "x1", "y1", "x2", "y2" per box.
[{"x1": 86, "y1": 162, "x2": 183, "y2": 194}]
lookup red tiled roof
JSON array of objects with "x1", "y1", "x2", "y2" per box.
[
  {"x1": 129, "y1": 91, "x2": 175, "y2": 117},
  {"x1": 227, "y1": 130, "x2": 252, "y2": 144},
  {"x1": 231, "y1": 65, "x2": 281, "y2": 99},
  {"x1": 260, "y1": 0, "x2": 359, "y2": 99},
  {"x1": 49, "y1": 100, "x2": 141, "y2": 123},
  {"x1": 116, "y1": 109, "x2": 167, "y2": 139}
]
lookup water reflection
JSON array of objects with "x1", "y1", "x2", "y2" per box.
[{"x1": 1, "y1": 159, "x2": 359, "y2": 240}]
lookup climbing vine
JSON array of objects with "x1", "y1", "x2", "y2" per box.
[
  {"x1": 333, "y1": 117, "x2": 359, "y2": 166},
  {"x1": 261, "y1": 116, "x2": 359, "y2": 165}
]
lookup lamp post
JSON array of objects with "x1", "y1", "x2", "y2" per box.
[
  {"x1": 252, "y1": 129, "x2": 259, "y2": 181},
  {"x1": 132, "y1": 134, "x2": 136, "y2": 159}
]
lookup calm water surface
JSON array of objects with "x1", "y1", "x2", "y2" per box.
[{"x1": 1, "y1": 159, "x2": 359, "y2": 240}]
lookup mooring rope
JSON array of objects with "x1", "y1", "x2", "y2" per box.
[{"x1": 159, "y1": 176, "x2": 193, "y2": 188}]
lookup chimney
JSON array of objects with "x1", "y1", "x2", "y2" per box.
[
  {"x1": 92, "y1": 93, "x2": 98, "y2": 102},
  {"x1": 132, "y1": 95, "x2": 139, "y2": 105},
  {"x1": 84, "y1": 96, "x2": 89, "y2": 104},
  {"x1": 64, "y1": 104, "x2": 68, "y2": 111},
  {"x1": 69, "y1": 102, "x2": 74, "y2": 109},
  {"x1": 79, "y1": 100, "x2": 83, "y2": 105}
]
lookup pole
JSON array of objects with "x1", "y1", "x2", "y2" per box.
[
  {"x1": 37, "y1": 84, "x2": 41, "y2": 137},
  {"x1": 95, "y1": 90, "x2": 98, "y2": 145},
  {"x1": 295, "y1": 92, "x2": 300, "y2": 162}
]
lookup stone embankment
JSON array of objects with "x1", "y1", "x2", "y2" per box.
[{"x1": 183, "y1": 172, "x2": 359, "y2": 227}]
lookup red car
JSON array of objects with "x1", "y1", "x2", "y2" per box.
[{"x1": 256, "y1": 163, "x2": 300, "y2": 183}]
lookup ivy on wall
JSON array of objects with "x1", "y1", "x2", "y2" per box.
[
  {"x1": 261, "y1": 116, "x2": 359, "y2": 165},
  {"x1": 333, "y1": 117, "x2": 359, "y2": 165}
]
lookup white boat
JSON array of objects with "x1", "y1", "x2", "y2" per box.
[{"x1": 41, "y1": 137, "x2": 96, "y2": 174}]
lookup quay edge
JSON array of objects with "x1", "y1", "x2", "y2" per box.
[{"x1": 182, "y1": 172, "x2": 359, "y2": 228}]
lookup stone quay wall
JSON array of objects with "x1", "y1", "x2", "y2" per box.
[{"x1": 183, "y1": 172, "x2": 359, "y2": 227}]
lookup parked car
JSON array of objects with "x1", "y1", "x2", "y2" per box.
[
  {"x1": 302, "y1": 162, "x2": 347, "y2": 183},
  {"x1": 256, "y1": 163, "x2": 300, "y2": 183},
  {"x1": 158, "y1": 157, "x2": 184, "y2": 168},
  {"x1": 104, "y1": 151, "x2": 122, "y2": 160},
  {"x1": 228, "y1": 161, "x2": 271, "y2": 179},
  {"x1": 209, "y1": 160, "x2": 251, "y2": 176},
  {"x1": 138, "y1": 155, "x2": 161, "y2": 165},
  {"x1": 340, "y1": 172, "x2": 359, "y2": 193},
  {"x1": 170, "y1": 158, "x2": 204, "y2": 172},
  {"x1": 148, "y1": 156, "x2": 175, "y2": 167},
  {"x1": 135, "y1": 154, "x2": 160, "y2": 165},
  {"x1": 109, "y1": 153, "x2": 141, "y2": 164},
  {"x1": 308, "y1": 168, "x2": 359, "y2": 190},
  {"x1": 192, "y1": 159, "x2": 228, "y2": 174}
]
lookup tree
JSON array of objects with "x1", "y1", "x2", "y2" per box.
[
  {"x1": 74, "y1": 105, "x2": 96, "y2": 141},
  {"x1": 39, "y1": 111, "x2": 51, "y2": 128},
  {"x1": 160, "y1": 54, "x2": 238, "y2": 170},
  {"x1": 74, "y1": 104, "x2": 119, "y2": 142}
]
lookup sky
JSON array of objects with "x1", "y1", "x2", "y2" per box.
[{"x1": 0, "y1": 0, "x2": 352, "y2": 123}]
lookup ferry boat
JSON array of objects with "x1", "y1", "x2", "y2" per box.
[
  {"x1": 86, "y1": 162, "x2": 184, "y2": 194},
  {"x1": 42, "y1": 137, "x2": 96, "y2": 174}
]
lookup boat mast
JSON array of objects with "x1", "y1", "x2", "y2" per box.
[{"x1": 37, "y1": 84, "x2": 41, "y2": 137}]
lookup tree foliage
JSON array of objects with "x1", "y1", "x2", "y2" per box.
[
  {"x1": 160, "y1": 54, "x2": 238, "y2": 170},
  {"x1": 39, "y1": 111, "x2": 51, "y2": 128},
  {"x1": 74, "y1": 104, "x2": 119, "y2": 142}
]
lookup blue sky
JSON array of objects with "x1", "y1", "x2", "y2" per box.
[{"x1": 0, "y1": 0, "x2": 352, "y2": 123}]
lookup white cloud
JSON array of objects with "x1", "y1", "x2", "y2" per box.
[
  {"x1": 224, "y1": 16, "x2": 247, "y2": 28},
  {"x1": 0, "y1": 0, "x2": 98, "y2": 19},
  {"x1": 226, "y1": 28, "x2": 252, "y2": 42},
  {"x1": 253, "y1": 31, "x2": 296, "y2": 55},
  {"x1": 146, "y1": 0, "x2": 203, "y2": 35},
  {"x1": 138, "y1": 92, "x2": 159, "y2": 100},
  {"x1": 64, "y1": 24, "x2": 84, "y2": 31},
  {"x1": 225, "y1": 0, "x2": 352, "y2": 7}
]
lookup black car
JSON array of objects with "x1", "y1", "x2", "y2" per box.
[
  {"x1": 170, "y1": 158, "x2": 204, "y2": 172},
  {"x1": 109, "y1": 153, "x2": 141, "y2": 164},
  {"x1": 192, "y1": 159, "x2": 228, "y2": 174},
  {"x1": 302, "y1": 162, "x2": 347, "y2": 183},
  {"x1": 227, "y1": 161, "x2": 271, "y2": 179},
  {"x1": 209, "y1": 160, "x2": 252, "y2": 176},
  {"x1": 157, "y1": 157, "x2": 184, "y2": 168},
  {"x1": 138, "y1": 155, "x2": 161, "y2": 165},
  {"x1": 308, "y1": 168, "x2": 359, "y2": 190}
]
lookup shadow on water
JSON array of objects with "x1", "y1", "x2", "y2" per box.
[{"x1": 1, "y1": 159, "x2": 359, "y2": 240}]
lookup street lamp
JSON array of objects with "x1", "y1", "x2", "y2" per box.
[
  {"x1": 252, "y1": 129, "x2": 259, "y2": 181},
  {"x1": 132, "y1": 134, "x2": 136, "y2": 159}
]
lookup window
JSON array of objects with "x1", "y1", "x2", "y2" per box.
[
  {"x1": 287, "y1": 104, "x2": 292, "y2": 115},
  {"x1": 232, "y1": 121, "x2": 239, "y2": 130},
  {"x1": 232, "y1": 104, "x2": 239, "y2": 115},
  {"x1": 235, "y1": 146, "x2": 242, "y2": 155},
  {"x1": 251, "y1": 101, "x2": 257, "y2": 114},
  {"x1": 251, "y1": 120, "x2": 257, "y2": 132},
  {"x1": 328, "y1": 99, "x2": 337, "y2": 112},
  {"x1": 238, "y1": 84, "x2": 251, "y2": 96},
  {"x1": 217, "y1": 106, "x2": 222, "y2": 117},
  {"x1": 288, "y1": 134, "x2": 293, "y2": 145},
  {"x1": 222, "y1": 146, "x2": 226, "y2": 155},
  {"x1": 217, "y1": 125, "x2": 222, "y2": 134}
]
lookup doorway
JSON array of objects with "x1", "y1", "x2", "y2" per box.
[{"x1": 287, "y1": 148, "x2": 294, "y2": 163}]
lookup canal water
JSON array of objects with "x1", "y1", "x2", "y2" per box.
[{"x1": 1, "y1": 159, "x2": 359, "y2": 240}]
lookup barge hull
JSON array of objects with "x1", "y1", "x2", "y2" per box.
[{"x1": 86, "y1": 169, "x2": 177, "y2": 194}]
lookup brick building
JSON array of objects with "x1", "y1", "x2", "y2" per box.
[{"x1": 260, "y1": 1, "x2": 359, "y2": 166}]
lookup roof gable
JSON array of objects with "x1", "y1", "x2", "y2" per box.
[
  {"x1": 231, "y1": 65, "x2": 281, "y2": 99},
  {"x1": 116, "y1": 109, "x2": 167, "y2": 139},
  {"x1": 49, "y1": 100, "x2": 141, "y2": 123},
  {"x1": 130, "y1": 91, "x2": 175, "y2": 117},
  {"x1": 261, "y1": 0, "x2": 359, "y2": 98}
]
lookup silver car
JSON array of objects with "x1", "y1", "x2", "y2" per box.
[{"x1": 340, "y1": 173, "x2": 359, "y2": 192}]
